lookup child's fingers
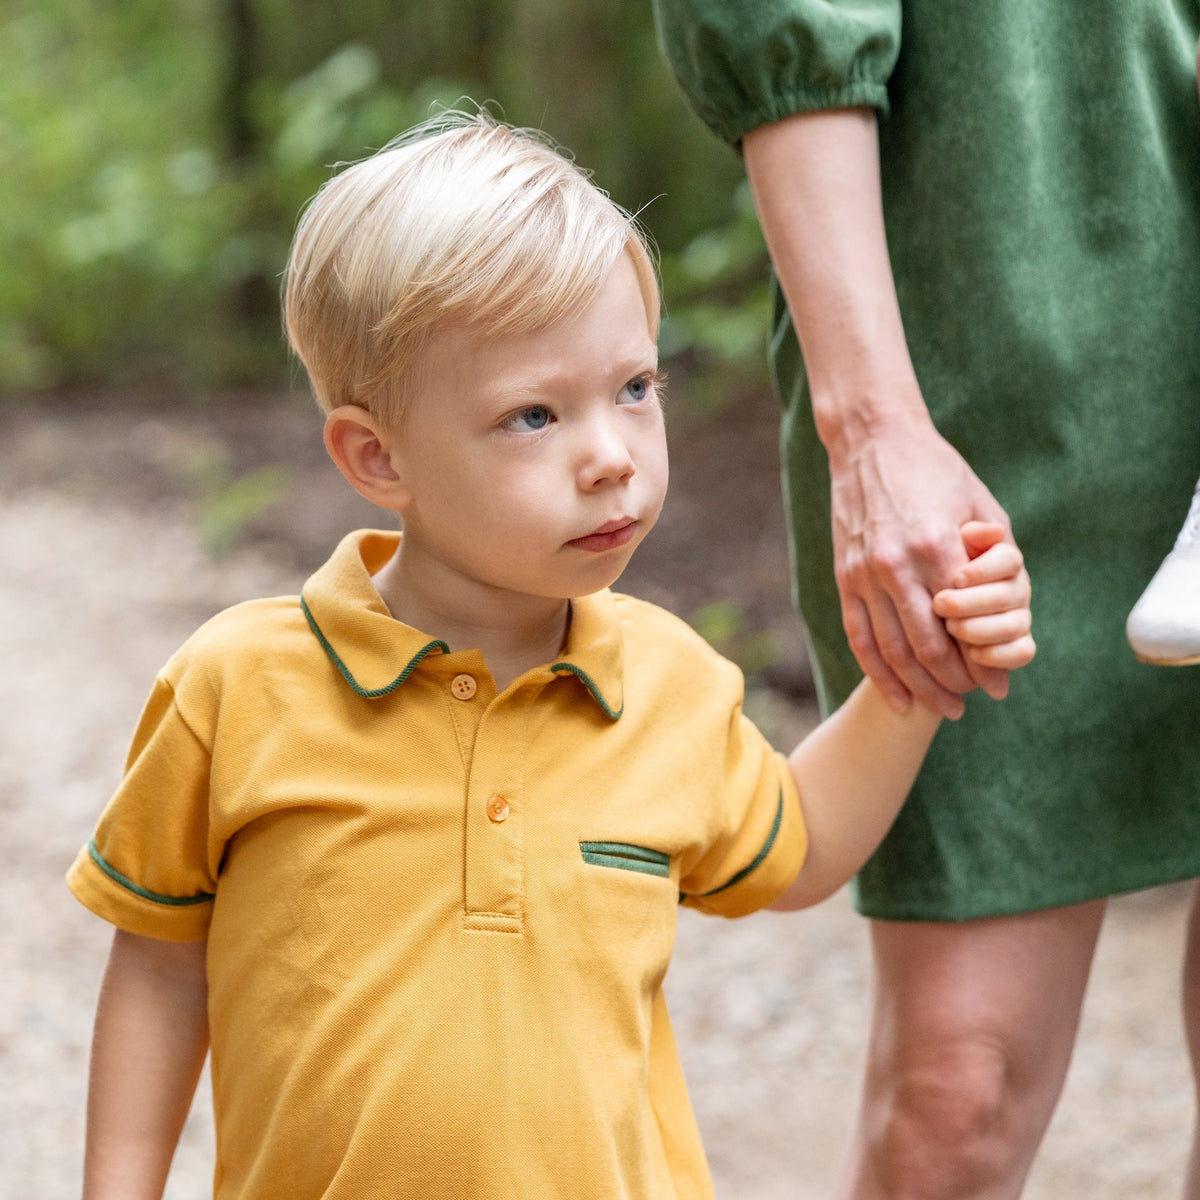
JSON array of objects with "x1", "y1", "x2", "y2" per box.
[
  {"x1": 960, "y1": 520, "x2": 1010, "y2": 559},
  {"x1": 965, "y1": 634, "x2": 1037, "y2": 671},
  {"x1": 940, "y1": 522, "x2": 1036, "y2": 689},
  {"x1": 933, "y1": 569, "x2": 1032, "y2": 619},
  {"x1": 951, "y1": 540, "x2": 1025, "y2": 588},
  {"x1": 945, "y1": 522, "x2": 1037, "y2": 685},
  {"x1": 944, "y1": 607, "x2": 1033, "y2": 647},
  {"x1": 934, "y1": 580, "x2": 1025, "y2": 619}
]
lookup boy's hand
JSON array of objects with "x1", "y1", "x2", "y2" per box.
[{"x1": 932, "y1": 522, "x2": 1035, "y2": 694}]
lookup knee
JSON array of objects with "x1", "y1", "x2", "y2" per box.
[{"x1": 864, "y1": 1041, "x2": 1024, "y2": 1199}]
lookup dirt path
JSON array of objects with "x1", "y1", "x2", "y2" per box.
[{"x1": 1, "y1": 398, "x2": 1193, "y2": 1198}]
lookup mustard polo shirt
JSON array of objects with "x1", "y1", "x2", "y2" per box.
[{"x1": 68, "y1": 529, "x2": 806, "y2": 1200}]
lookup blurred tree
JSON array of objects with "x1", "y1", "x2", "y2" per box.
[
  {"x1": 0, "y1": 0, "x2": 765, "y2": 397},
  {"x1": 222, "y1": 0, "x2": 276, "y2": 327}
]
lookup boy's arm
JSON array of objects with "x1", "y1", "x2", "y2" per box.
[
  {"x1": 773, "y1": 525, "x2": 1033, "y2": 910},
  {"x1": 83, "y1": 929, "x2": 209, "y2": 1200},
  {"x1": 773, "y1": 678, "x2": 941, "y2": 910}
]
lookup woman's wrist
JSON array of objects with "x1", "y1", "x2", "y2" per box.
[{"x1": 810, "y1": 371, "x2": 935, "y2": 467}]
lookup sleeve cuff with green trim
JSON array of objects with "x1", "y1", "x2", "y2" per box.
[
  {"x1": 67, "y1": 841, "x2": 213, "y2": 943},
  {"x1": 681, "y1": 772, "x2": 807, "y2": 919}
]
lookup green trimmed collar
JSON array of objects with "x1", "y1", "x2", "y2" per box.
[{"x1": 300, "y1": 530, "x2": 624, "y2": 718}]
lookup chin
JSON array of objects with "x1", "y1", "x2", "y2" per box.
[
  {"x1": 578, "y1": 563, "x2": 634, "y2": 597},
  {"x1": 525, "y1": 542, "x2": 643, "y2": 600}
]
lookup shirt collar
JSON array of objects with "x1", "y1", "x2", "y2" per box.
[
  {"x1": 300, "y1": 530, "x2": 625, "y2": 719},
  {"x1": 550, "y1": 585, "x2": 625, "y2": 720}
]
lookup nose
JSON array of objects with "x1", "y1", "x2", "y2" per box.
[{"x1": 578, "y1": 412, "x2": 636, "y2": 490}]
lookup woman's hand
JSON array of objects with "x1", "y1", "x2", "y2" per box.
[{"x1": 827, "y1": 410, "x2": 1014, "y2": 719}]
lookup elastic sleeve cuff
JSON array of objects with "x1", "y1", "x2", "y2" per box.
[
  {"x1": 701, "y1": 80, "x2": 892, "y2": 146},
  {"x1": 67, "y1": 843, "x2": 213, "y2": 943},
  {"x1": 654, "y1": 0, "x2": 901, "y2": 146}
]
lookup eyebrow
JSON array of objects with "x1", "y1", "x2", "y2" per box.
[{"x1": 494, "y1": 346, "x2": 659, "y2": 399}]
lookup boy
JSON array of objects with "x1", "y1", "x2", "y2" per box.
[{"x1": 69, "y1": 112, "x2": 1034, "y2": 1200}]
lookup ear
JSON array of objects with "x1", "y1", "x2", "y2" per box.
[{"x1": 323, "y1": 406, "x2": 413, "y2": 511}]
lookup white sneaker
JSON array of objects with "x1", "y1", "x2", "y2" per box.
[{"x1": 1126, "y1": 481, "x2": 1200, "y2": 665}]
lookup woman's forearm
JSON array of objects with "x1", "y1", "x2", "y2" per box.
[
  {"x1": 744, "y1": 107, "x2": 930, "y2": 462},
  {"x1": 743, "y1": 107, "x2": 1013, "y2": 717},
  {"x1": 83, "y1": 930, "x2": 209, "y2": 1200}
]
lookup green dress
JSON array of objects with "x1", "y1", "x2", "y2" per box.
[{"x1": 655, "y1": 0, "x2": 1200, "y2": 919}]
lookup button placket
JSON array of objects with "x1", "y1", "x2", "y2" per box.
[
  {"x1": 463, "y1": 696, "x2": 528, "y2": 931},
  {"x1": 443, "y1": 667, "x2": 488, "y2": 772}
]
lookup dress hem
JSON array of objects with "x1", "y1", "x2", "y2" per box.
[{"x1": 852, "y1": 860, "x2": 1200, "y2": 923}]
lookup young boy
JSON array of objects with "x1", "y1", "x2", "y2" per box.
[{"x1": 69, "y1": 112, "x2": 1035, "y2": 1200}]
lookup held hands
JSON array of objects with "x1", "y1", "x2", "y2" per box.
[
  {"x1": 932, "y1": 521, "x2": 1035, "y2": 698},
  {"x1": 828, "y1": 415, "x2": 1022, "y2": 719},
  {"x1": 774, "y1": 518, "x2": 1032, "y2": 912}
]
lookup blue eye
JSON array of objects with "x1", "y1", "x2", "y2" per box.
[
  {"x1": 620, "y1": 375, "x2": 652, "y2": 404},
  {"x1": 504, "y1": 405, "x2": 553, "y2": 432}
]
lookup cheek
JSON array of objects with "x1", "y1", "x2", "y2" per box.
[
  {"x1": 641, "y1": 434, "x2": 670, "y2": 503},
  {"x1": 409, "y1": 466, "x2": 464, "y2": 516},
  {"x1": 463, "y1": 464, "x2": 558, "y2": 531}
]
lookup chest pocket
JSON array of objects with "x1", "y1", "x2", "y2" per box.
[
  {"x1": 576, "y1": 839, "x2": 677, "y2": 995},
  {"x1": 580, "y1": 841, "x2": 670, "y2": 878}
]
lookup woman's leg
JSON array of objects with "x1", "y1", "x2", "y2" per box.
[
  {"x1": 1181, "y1": 881, "x2": 1200, "y2": 1199},
  {"x1": 838, "y1": 899, "x2": 1107, "y2": 1200}
]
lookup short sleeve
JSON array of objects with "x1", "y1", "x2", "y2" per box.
[
  {"x1": 653, "y1": 0, "x2": 902, "y2": 145},
  {"x1": 67, "y1": 673, "x2": 217, "y2": 942},
  {"x1": 680, "y1": 702, "x2": 807, "y2": 918}
]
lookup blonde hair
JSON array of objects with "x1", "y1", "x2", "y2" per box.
[{"x1": 283, "y1": 109, "x2": 660, "y2": 424}]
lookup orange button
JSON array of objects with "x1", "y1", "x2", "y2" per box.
[
  {"x1": 486, "y1": 795, "x2": 509, "y2": 823},
  {"x1": 450, "y1": 673, "x2": 477, "y2": 700}
]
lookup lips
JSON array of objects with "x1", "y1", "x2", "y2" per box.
[{"x1": 568, "y1": 518, "x2": 638, "y2": 553}]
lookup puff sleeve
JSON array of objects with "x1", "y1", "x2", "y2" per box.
[{"x1": 652, "y1": 0, "x2": 902, "y2": 145}]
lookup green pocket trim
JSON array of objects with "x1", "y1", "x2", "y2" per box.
[
  {"x1": 580, "y1": 841, "x2": 671, "y2": 878},
  {"x1": 88, "y1": 840, "x2": 214, "y2": 907}
]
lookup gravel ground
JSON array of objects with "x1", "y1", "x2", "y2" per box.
[{"x1": 2, "y1": 398, "x2": 1195, "y2": 1198}]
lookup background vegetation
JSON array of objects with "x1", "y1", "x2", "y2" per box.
[{"x1": 1, "y1": 0, "x2": 770, "y2": 403}]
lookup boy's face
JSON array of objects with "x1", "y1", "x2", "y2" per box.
[{"x1": 390, "y1": 251, "x2": 668, "y2": 606}]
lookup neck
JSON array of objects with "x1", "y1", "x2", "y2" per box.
[{"x1": 372, "y1": 539, "x2": 570, "y2": 692}]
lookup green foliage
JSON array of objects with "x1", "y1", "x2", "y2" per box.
[
  {"x1": 1, "y1": 0, "x2": 223, "y2": 387},
  {"x1": 688, "y1": 600, "x2": 774, "y2": 676},
  {"x1": 197, "y1": 464, "x2": 292, "y2": 555},
  {"x1": 158, "y1": 429, "x2": 291, "y2": 554},
  {"x1": 659, "y1": 181, "x2": 771, "y2": 411},
  {"x1": 1, "y1": 0, "x2": 766, "y2": 403}
]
